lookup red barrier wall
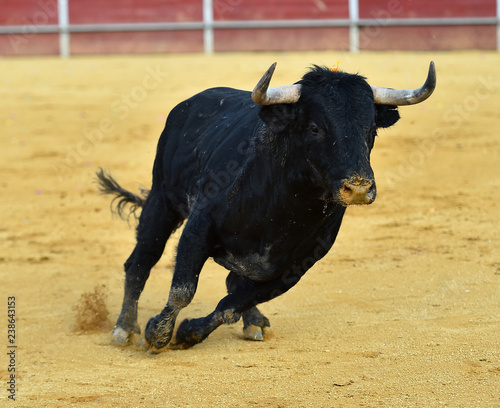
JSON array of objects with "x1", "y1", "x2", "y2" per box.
[
  {"x1": 358, "y1": 0, "x2": 496, "y2": 18},
  {"x1": 69, "y1": 0, "x2": 203, "y2": 54},
  {"x1": 213, "y1": 0, "x2": 349, "y2": 20},
  {"x1": 69, "y1": 0, "x2": 202, "y2": 23},
  {"x1": 358, "y1": 0, "x2": 497, "y2": 51},
  {"x1": 0, "y1": 0, "x2": 58, "y2": 25},
  {"x1": 1, "y1": 0, "x2": 59, "y2": 56},
  {"x1": 213, "y1": 0, "x2": 349, "y2": 52},
  {"x1": 0, "y1": 0, "x2": 497, "y2": 56}
]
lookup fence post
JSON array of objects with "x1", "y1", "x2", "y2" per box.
[
  {"x1": 58, "y1": 0, "x2": 70, "y2": 57},
  {"x1": 349, "y1": 0, "x2": 359, "y2": 52},
  {"x1": 497, "y1": 0, "x2": 500, "y2": 51},
  {"x1": 203, "y1": 0, "x2": 214, "y2": 54}
]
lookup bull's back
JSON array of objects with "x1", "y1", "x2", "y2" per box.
[{"x1": 152, "y1": 87, "x2": 261, "y2": 204}]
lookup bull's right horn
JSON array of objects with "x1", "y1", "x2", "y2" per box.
[
  {"x1": 252, "y1": 62, "x2": 302, "y2": 106},
  {"x1": 371, "y1": 61, "x2": 437, "y2": 106}
]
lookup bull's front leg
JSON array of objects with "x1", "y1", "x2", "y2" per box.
[
  {"x1": 172, "y1": 263, "x2": 306, "y2": 349},
  {"x1": 141, "y1": 216, "x2": 211, "y2": 354}
]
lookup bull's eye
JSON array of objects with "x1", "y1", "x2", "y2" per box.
[
  {"x1": 310, "y1": 124, "x2": 320, "y2": 134},
  {"x1": 308, "y1": 122, "x2": 322, "y2": 140},
  {"x1": 306, "y1": 121, "x2": 324, "y2": 143},
  {"x1": 367, "y1": 127, "x2": 377, "y2": 149}
]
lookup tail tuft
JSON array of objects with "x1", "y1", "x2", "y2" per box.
[{"x1": 95, "y1": 168, "x2": 149, "y2": 220}]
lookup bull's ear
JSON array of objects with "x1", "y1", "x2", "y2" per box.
[
  {"x1": 259, "y1": 104, "x2": 296, "y2": 133},
  {"x1": 375, "y1": 104, "x2": 400, "y2": 128}
]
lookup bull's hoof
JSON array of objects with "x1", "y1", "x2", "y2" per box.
[
  {"x1": 141, "y1": 315, "x2": 174, "y2": 354},
  {"x1": 112, "y1": 325, "x2": 140, "y2": 346},
  {"x1": 243, "y1": 325, "x2": 273, "y2": 341},
  {"x1": 243, "y1": 324, "x2": 264, "y2": 341},
  {"x1": 140, "y1": 337, "x2": 169, "y2": 354},
  {"x1": 170, "y1": 318, "x2": 208, "y2": 350}
]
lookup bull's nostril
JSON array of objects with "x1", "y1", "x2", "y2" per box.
[
  {"x1": 367, "y1": 182, "x2": 376, "y2": 198},
  {"x1": 340, "y1": 178, "x2": 376, "y2": 205},
  {"x1": 342, "y1": 185, "x2": 353, "y2": 195}
]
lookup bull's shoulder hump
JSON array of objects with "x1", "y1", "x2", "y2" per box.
[
  {"x1": 188, "y1": 87, "x2": 251, "y2": 103},
  {"x1": 170, "y1": 87, "x2": 257, "y2": 122}
]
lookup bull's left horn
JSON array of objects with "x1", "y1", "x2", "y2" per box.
[
  {"x1": 252, "y1": 62, "x2": 302, "y2": 105},
  {"x1": 371, "y1": 61, "x2": 436, "y2": 106}
]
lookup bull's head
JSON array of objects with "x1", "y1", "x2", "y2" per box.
[{"x1": 252, "y1": 62, "x2": 436, "y2": 206}]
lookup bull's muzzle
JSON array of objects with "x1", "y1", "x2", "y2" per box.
[{"x1": 339, "y1": 176, "x2": 376, "y2": 205}]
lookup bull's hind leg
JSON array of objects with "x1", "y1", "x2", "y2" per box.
[
  {"x1": 242, "y1": 307, "x2": 271, "y2": 341},
  {"x1": 113, "y1": 192, "x2": 183, "y2": 346},
  {"x1": 226, "y1": 272, "x2": 271, "y2": 341}
]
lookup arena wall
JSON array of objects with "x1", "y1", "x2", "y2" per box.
[{"x1": 0, "y1": 0, "x2": 498, "y2": 56}]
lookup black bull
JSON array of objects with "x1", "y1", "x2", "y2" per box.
[{"x1": 97, "y1": 62, "x2": 436, "y2": 353}]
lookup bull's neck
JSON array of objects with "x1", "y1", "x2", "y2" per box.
[{"x1": 245, "y1": 134, "x2": 325, "y2": 207}]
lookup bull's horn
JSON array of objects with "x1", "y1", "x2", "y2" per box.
[
  {"x1": 371, "y1": 61, "x2": 436, "y2": 106},
  {"x1": 252, "y1": 62, "x2": 302, "y2": 105}
]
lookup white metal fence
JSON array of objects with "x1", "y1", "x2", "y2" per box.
[{"x1": 0, "y1": 0, "x2": 498, "y2": 56}]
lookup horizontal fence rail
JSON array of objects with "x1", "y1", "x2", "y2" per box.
[
  {"x1": 2, "y1": 17, "x2": 498, "y2": 34},
  {"x1": 0, "y1": 0, "x2": 498, "y2": 56}
]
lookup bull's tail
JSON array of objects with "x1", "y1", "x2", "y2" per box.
[{"x1": 95, "y1": 168, "x2": 149, "y2": 220}]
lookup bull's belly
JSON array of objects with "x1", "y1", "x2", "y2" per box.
[{"x1": 213, "y1": 245, "x2": 281, "y2": 282}]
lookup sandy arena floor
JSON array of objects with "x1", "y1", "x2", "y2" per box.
[{"x1": 1, "y1": 51, "x2": 499, "y2": 407}]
